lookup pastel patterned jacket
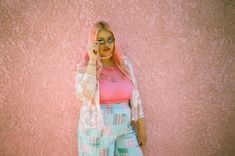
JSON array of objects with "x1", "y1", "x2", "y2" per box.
[{"x1": 75, "y1": 55, "x2": 144, "y2": 131}]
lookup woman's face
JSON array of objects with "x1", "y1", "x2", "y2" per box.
[{"x1": 97, "y1": 29, "x2": 115, "y2": 57}]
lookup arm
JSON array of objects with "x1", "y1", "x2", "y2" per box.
[
  {"x1": 124, "y1": 56, "x2": 147, "y2": 146},
  {"x1": 129, "y1": 64, "x2": 146, "y2": 128},
  {"x1": 124, "y1": 57, "x2": 145, "y2": 119},
  {"x1": 75, "y1": 59, "x2": 97, "y2": 102}
]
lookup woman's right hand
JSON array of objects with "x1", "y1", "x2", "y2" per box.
[{"x1": 88, "y1": 41, "x2": 100, "y2": 63}]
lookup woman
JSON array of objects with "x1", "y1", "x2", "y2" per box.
[{"x1": 75, "y1": 21, "x2": 147, "y2": 156}]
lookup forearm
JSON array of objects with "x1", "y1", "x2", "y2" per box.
[
  {"x1": 75, "y1": 59, "x2": 97, "y2": 101},
  {"x1": 86, "y1": 60, "x2": 97, "y2": 76},
  {"x1": 137, "y1": 117, "x2": 146, "y2": 129}
]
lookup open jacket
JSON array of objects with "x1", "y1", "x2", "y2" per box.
[{"x1": 75, "y1": 55, "x2": 144, "y2": 131}]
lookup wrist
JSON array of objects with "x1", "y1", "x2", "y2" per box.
[
  {"x1": 87, "y1": 60, "x2": 96, "y2": 67},
  {"x1": 89, "y1": 58, "x2": 96, "y2": 64},
  {"x1": 88, "y1": 62, "x2": 96, "y2": 66}
]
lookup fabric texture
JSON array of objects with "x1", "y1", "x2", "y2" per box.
[
  {"x1": 75, "y1": 55, "x2": 144, "y2": 131},
  {"x1": 78, "y1": 102, "x2": 143, "y2": 156},
  {"x1": 99, "y1": 66, "x2": 133, "y2": 104}
]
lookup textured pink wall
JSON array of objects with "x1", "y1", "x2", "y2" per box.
[{"x1": 1, "y1": 0, "x2": 234, "y2": 156}]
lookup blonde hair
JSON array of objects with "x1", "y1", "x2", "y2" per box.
[{"x1": 83, "y1": 21, "x2": 131, "y2": 81}]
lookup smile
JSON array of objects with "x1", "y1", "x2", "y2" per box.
[{"x1": 103, "y1": 47, "x2": 110, "y2": 51}]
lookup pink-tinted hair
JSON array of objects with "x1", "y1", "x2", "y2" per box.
[{"x1": 83, "y1": 21, "x2": 131, "y2": 81}]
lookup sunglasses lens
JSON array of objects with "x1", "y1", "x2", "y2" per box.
[{"x1": 99, "y1": 40, "x2": 104, "y2": 44}]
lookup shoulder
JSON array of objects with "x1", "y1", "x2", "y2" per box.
[
  {"x1": 121, "y1": 55, "x2": 135, "y2": 75},
  {"x1": 121, "y1": 55, "x2": 132, "y2": 65}
]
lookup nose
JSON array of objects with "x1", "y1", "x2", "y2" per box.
[{"x1": 104, "y1": 41, "x2": 109, "y2": 47}]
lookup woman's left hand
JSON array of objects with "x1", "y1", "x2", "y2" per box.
[{"x1": 136, "y1": 118, "x2": 147, "y2": 146}]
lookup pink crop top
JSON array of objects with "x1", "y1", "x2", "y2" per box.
[{"x1": 99, "y1": 66, "x2": 133, "y2": 104}]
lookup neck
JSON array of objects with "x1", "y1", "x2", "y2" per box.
[{"x1": 101, "y1": 57, "x2": 115, "y2": 67}]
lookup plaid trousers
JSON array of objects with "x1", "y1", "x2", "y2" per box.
[{"x1": 78, "y1": 102, "x2": 143, "y2": 156}]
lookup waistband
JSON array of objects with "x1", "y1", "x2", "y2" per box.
[{"x1": 100, "y1": 101, "x2": 129, "y2": 105}]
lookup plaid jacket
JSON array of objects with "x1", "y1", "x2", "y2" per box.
[{"x1": 75, "y1": 55, "x2": 144, "y2": 131}]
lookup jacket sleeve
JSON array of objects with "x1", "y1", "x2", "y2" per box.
[
  {"x1": 75, "y1": 60, "x2": 97, "y2": 103},
  {"x1": 124, "y1": 57, "x2": 145, "y2": 119}
]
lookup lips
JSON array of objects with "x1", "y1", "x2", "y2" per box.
[{"x1": 103, "y1": 47, "x2": 110, "y2": 51}]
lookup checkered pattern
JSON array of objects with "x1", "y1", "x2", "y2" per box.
[{"x1": 78, "y1": 102, "x2": 143, "y2": 156}]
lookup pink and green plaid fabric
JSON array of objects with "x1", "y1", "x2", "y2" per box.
[{"x1": 78, "y1": 102, "x2": 143, "y2": 156}]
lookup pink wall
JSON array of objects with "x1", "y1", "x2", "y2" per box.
[{"x1": 1, "y1": 0, "x2": 234, "y2": 156}]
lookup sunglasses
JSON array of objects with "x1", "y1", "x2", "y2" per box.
[{"x1": 97, "y1": 37, "x2": 115, "y2": 45}]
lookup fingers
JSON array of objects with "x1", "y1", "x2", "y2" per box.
[
  {"x1": 138, "y1": 141, "x2": 146, "y2": 147},
  {"x1": 93, "y1": 41, "x2": 99, "y2": 46},
  {"x1": 88, "y1": 42, "x2": 100, "y2": 58},
  {"x1": 92, "y1": 41, "x2": 100, "y2": 48},
  {"x1": 137, "y1": 134, "x2": 147, "y2": 147},
  {"x1": 93, "y1": 49, "x2": 97, "y2": 54},
  {"x1": 138, "y1": 139, "x2": 144, "y2": 146},
  {"x1": 92, "y1": 42, "x2": 99, "y2": 54}
]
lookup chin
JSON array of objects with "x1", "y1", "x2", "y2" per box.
[{"x1": 101, "y1": 51, "x2": 112, "y2": 56}]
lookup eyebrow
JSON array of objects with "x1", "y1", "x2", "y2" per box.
[{"x1": 97, "y1": 36, "x2": 113, "y2": 40}]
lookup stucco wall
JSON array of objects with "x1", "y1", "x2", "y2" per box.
[{"x1": 1, "y1": 0, "x2": 234, "y2": 156}]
